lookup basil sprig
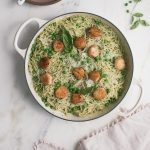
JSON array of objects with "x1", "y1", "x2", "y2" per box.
[{"x1": 61, "y1": 27, "x2": 73, "y2": 52}]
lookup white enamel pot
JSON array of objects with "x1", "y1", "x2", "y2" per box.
[{"x1": 14, "y1": 12, "x2": 142, "y2": 121}]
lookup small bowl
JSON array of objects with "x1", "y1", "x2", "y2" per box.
[{"x1": 27, "y1": 0, "x2": 61, "y2": 5}]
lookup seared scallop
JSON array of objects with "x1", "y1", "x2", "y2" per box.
[
  {"x1": 89, "y1": 71, "x2": 100, "y2": 82},
  {"x1": 87, "y1": 26, "x2": 101, "y2": 38},
  {"x1": 72, "y1": 67, "x2": 85, "y2": 79},
  {"x1": 88, "y1": 45, "x2": 100, "y2": 58},
  {"x1": 53, "y1": 40, "x2": 64, "y2": 52},
  {"x1": 114, "y1": 57, "x2": 125, "y2": 70},
  {"x1": 40, "y1": 73, "x2": 53, "y2": 85},
  {"x1": 55, "y1": 86, "x2": 68, "y2": 99},
  {"x1": 71, "y1": 94, "x2": 84, "y2": 104},
  {"x1": 93, "y1": 87, "x2": 107, "y2": 100},
  {"x1": 74, "y1": 37, "x2": 86, "y2": 49},
  {"x1": 38, "y1": 57, "x2": 51, "y2": 69}
]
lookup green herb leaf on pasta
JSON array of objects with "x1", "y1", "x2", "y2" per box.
[{"x1": 61, "y1": 27, "x2": 73, "y2": 52}]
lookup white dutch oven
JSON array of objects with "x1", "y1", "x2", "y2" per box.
[{"x1": 14, "y1": 12, "x2": 143, "y2": 121}]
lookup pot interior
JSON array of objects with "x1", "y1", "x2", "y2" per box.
[{"x1": 25, "y1": 12, "x2": 133, "y2": 121}]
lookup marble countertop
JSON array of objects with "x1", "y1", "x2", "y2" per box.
[{"x1": 0, "y1": 0, "x2": 150, "y2": 149}]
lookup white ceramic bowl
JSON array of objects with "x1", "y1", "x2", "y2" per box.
[{"x1": 14, "y1": 12, "x2": 142, "y2": 121}]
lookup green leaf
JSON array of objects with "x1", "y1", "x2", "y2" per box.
[
  {"x1": 94, "y1": 19, "x2": 102, "y2": 26},
  {"x1": 61, "y1": 27, "x2": 73, "y2": 52},
  {"x1": 133, "y1": 12, "x2": 143, "y2": 17},
  {"x1": 44, "y1": 47, "x2": 54, "y2": 56},
  {"x1": 140, "y1": 20, "x2": 150, "y2": 26},
  {"x1": 130, "y1": 20, "x2": 140, "y2": 30}
]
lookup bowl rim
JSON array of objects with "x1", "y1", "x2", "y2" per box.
[
  {"x1": 26, "y1": 0, "x2": 61, "y2": 5},
  {"x1": 24, "y1": 12, "x2": 134, "y2": 122}
]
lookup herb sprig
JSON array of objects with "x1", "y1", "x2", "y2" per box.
[{"x1": 124, "y1": 0, "x2": 149, "y2": 30}]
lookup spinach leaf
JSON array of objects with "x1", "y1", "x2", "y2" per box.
[{"x1": 61, "y1": 27, "x2": 73, "y2": 52}]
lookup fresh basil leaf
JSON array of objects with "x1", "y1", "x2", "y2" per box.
[
  {"x1": 61, "y1": 27, "x2": 73, "y2": 52},
  {"x1": 140, "y1": 20, "x2": 150, "y2": 26},
  {"x1": 130, "y1": 20, "x2": 140, "y2": 30},
  {"x1": 133, "y1": 12, "x2": 143, "y2": 17}
]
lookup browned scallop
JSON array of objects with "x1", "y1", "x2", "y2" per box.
[
  {"x1": 114, "y1": 57, "x2": 125, "y2": 70},
  {"x1": 53, "y1": 40, "x2": 64, "y2": 52},
  {"x1": 87, "y1": 26, "x2": 101, "y2": 38},
  {"x1": 55, "y1": 86, "x2": 68, "y2": 99},
  {"x1": 40, "y1": 73, "x2": 53, "y2": 85},
  {"x1": 74, "y1": 37, "x2": 86, "y2": 49},
  {"x1": 71, "y1": 94, "x2": 84, "y2": 104},
  {"x1": 38, "y1": 57, "x2": 51, "y2": 69},
  {"x1": 72, "y1": 67, "x2": 85, "y2": 79},
  {"x1": 88, "y1": 45, "x2": 100, "y2": 58},
  {"x1": 93, "y1": 87, "x2": 107, "y2": 100},
  {"x1": 89, "y1": 71, "x2": 100, "y2": 82}
]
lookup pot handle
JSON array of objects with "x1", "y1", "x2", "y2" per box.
[
  {"x1": 118, "y1": 78, "x2": 143, "y2": 118},
  {"x1": 14, "y1": 18, "x2": 48, "y2": 59}
]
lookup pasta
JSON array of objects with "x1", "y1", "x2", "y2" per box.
[{"x1": 28, "y1": 15, "x2": 126, "y2": 117}]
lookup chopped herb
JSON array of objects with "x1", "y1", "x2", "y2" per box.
[
  {"x1": 129, "y1": 1, "x2": 132, "y2": 3},
  {"x1": 44, "y1": 47, "x2": 54, "y2": 56},
  {"x1": 42, "y1": 97, "x2": 47, "y2": 103},
  {"x1": 80, "y1": 86, "x2": 96, "y2": 95},
  {"x1": 81, "y1": 61, "x2": 86, "y2": 65},
  {"x1": 95, "y1": 56, "x2": 101, "y2": 62},
  {"x1": 126, "y1": 10, "x2": 129, "y2": 13},
  {"x1": 50, "y1": 32, "x2": 58, "y2": 40},
  {"x1": 124, "y1": 3, "x2": 128, "y2": 6},
  {"x1": 94, "y1": 19, "x2": 102, "y2": 26},
  {"x1": 62, "y1": 70, "x2": 67, "y2": 74},
  {"x1": 54, "y1": 81, "x2": 61, "y2": 88},
  {"x1": 76, "y1": 23, "x2": 80, "y2": 28},
  {"x1": 85, "y1": 57, "x2": 92, "y2": 64},
  {"x1": 31, "y1": 43, "x2": 36, "y2": 52},
  {"x1": 45, "y1": 102, "x2": 49, "y2": 107},
  {"x1": 32, "y1": 76, "x2": 38, "y2": 82},
  {"x1": 101, "y1": 73, "x2": 108, "y2": 78}
]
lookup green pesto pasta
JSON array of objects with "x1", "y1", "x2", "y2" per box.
[{"x1": 28, "y1": 15, "x2": 126, "y2": 117}]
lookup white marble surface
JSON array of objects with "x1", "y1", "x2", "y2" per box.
[{"x1": 0, "y1": 0, "x2": 150, "y2": 149}]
